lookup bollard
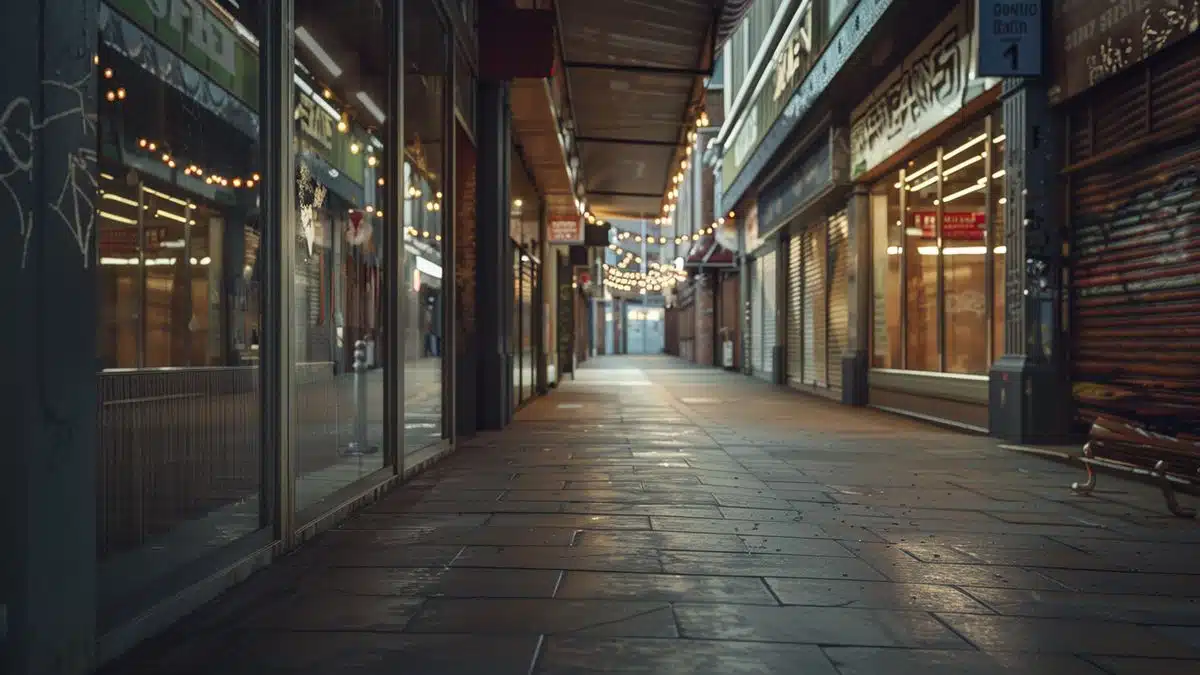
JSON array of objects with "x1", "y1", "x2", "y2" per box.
[{"x1": 344, "y1": 339, "x2": 372, "y2": 456}]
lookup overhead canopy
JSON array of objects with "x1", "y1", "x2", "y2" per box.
[{"x1": 555, "y1": 0, "x2": 743, "y2": 220}]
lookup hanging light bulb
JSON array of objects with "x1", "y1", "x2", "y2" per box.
[
  {"x1": 350, "y1": 141, "x2": 361, "y2": 154},
  {"x1": 367, "y1": 155, "x2": 377, "y2": 167}
]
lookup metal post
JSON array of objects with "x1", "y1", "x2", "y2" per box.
[{"x1": 345, "y1": 339, "x2": 375, "y2": 456}]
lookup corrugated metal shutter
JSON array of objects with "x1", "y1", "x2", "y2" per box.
[
  {"x1": 1068, "y1": 37, "x2": 1200, "y2": 432},
  {"x1": 759, "y1": 249, "x2": 778, "y2": 380},
  {"x1": 803, "y1": 223, "x2": 827, "y2": 386},
  {"x1": 826, "y1": 211, "x2": 850, "y2": 391},
  {"x1": 749, "y1": 258, "x2": 762, "y2": 374},
  {"x1": 787, "y1": 232, "x2": 805, "y2": 386}
]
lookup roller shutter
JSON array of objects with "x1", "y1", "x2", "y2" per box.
[
  {"x1": 749, "y1": 259, "x2": 763, "y2": 374},
  {"x1": 759, "y1": 248, "x2": 778, "y2": 381},
  {"x1": 787, "y1": 233, "x2": 805, "y2": 386},
  {"x1": 826, "y1": 211, "x2": 850, "y2": 392},
  {"x1": 803, "y1": 223, "x2": 826, "y2": 386},
  {"x1": 1068, "y1": 37, "x2": 1200, "y2": 432}
]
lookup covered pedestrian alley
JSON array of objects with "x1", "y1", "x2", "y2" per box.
[{"x1": 105, "y1": 356, "x2": 1200, "y2": 675}]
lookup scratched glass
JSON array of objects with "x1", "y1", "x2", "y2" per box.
[{"x1": 94, "y1": 0, "x2": 266, "y2": 630}]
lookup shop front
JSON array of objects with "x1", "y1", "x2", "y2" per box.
[
  {"x1": 850, "y1": 0, "x2": 1004, "y2": 430},
  {"x1": 85, "y1": 0, "x2": 469, "y2": 659},
  {"x1": 1049, "y1": 1, "x2": 1200, "y2": 436},
  {"x1": 756, "y1": 126, "x2": 852, "y2": 400}
]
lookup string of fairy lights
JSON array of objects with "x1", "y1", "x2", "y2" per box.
[
  {"x1": 97, "y1": 51, "x2": 395, "y2": 218},
  {"x1": 604, "y1": 261, "x2": 687, "y2": 294}
]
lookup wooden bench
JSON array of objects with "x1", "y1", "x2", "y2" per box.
[{"x1": 1071, "y1": 416, "x2": 1200, "y2": 518}]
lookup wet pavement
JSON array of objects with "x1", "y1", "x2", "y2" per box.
[{"x1": 105, "y1": 356, "x2": 1200, "y2": 674}]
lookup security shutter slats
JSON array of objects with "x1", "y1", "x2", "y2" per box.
[
  {"x1": 826, "y1": 211, "x2": 849, "y2": 392},
  {"x1": 759, "y1": 249, "x2": 778, "y2": 380},
  {"x1": 1071, "y1": 140, "x2": 1200, "y2": 427},
  {"x1": 803, "y1": 224, "x2": 826, "y2": 386},
  {"x1": 749, "y1": 259, "x2": 762, "y2": 374},
  {"x1": 787, "y1": 233, "x2": 805, "y2": 387}
]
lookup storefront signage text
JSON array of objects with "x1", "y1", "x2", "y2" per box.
[
  {"x1": 1050, "y1": 0, "x2": 1200, "y2": 103},
  {"x1": 548, "y1": 216, "x2": 584, "y2": 244},
  {"x1": 911, "y1": 211, "x2": 986, "y2": 240},
  {"x1": 773, "y1": 17, "x2": 812, "y2": 102},
  {"x1": 722, "y1": 0, "x2": 896, "y2": 213},
  {"x1": 144, "y1": 0, "x2": 238, "y2": 76},
  {"x1": 296, "y1": 96, "x2": 335, "y2": 150},
  {"x1": 849, "y1": 9, "x2": 995, "y2": 178},
  {"x1": 976, "y1": 0, "x2": 1044, "y2": 77},
  {"x1": 723, "y1": 3, "x2": 813, "y2": 191}
]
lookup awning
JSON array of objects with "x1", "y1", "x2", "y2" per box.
[
  {"x1": 685, "y1": 234, "x2": 737, "y2": 268},
  {"x1": 555, "y1": 0, "x2": 741, "y2": 221}
]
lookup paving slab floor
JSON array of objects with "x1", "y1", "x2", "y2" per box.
[{"x1": 102, "y1": 355, "x2": 1200, "y2": 675}]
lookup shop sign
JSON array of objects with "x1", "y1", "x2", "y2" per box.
[
  {"x1": 757, "y1": 128, "x2": 847, "y2": 236},
  {"x1": 976, "y1": 0, "x2": 1044, "y2": 77},
  {"x1": 722, "y1": 4, "x2": 813, "y2": 191},
  {"x1": 911, "y1": 211, "x2": 986, "y2": 240},
  {"x1": 1049, "y1": 0, "x2": 1200, "y2": 104},
  {"x1": 548, "y1": 216, "x2": 584, "y2": 244},
  {"x1": 849, "y1": 8, "x2": 998, "y2": 179},
  {"x1": 107, "y1": 0, "x2": 255, "y2": 105},
  {"x1": 722, "y1": 0, "x2": 896, "y2": 214},
  {"x1": 295, "y1": 96, "x2": 335, "y2": 150}
]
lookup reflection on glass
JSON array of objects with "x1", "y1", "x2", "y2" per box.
[
  {"x1": 404, "y1": 0, "x2": 447, "y2": 455},
  {"x1": 870, "y1": 171, "x2": 902, "y2": 368},
  {"x1": 942, "y1": 123, "x2": 990, "y2": 374},
  {"x1": 512, "y1": 241, "x2": 522, "y2": 409},
  {"x1": 991, "y1": 112, "x2": 1007, "y2": 361},
  {"x1": 293, "y1": 0, "x2": 389, "y2": 511},
  {"x1": 904, "y1": 147, "x2": 939, "y2": 371},
  {"x1": 94, "y1": 0, "x2": 264, "y2": 625},
  {"x1": 872, "y1": 114, "x2": 1007, "y2": 375},
  {"x1": 521, "y1": 254, "x2": 535, "y2": 402}
]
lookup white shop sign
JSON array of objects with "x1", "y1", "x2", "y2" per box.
[{"x1": 849, "y1": 6, "x2": 999, "y2": 178}]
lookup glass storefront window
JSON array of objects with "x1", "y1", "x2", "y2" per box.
[
  {"x1": 292, "y1": 0, "x2": 392, "y2": 511},
  {"x1": 903, "y1": 146, "x2": 939, "y2": 372},
  {"x1": 404, "y1": 0, "x2": 449, "y2": 456},
  {"x1": 95, "y1": 0, "x2": 265, "y2": 626},
  {"x1": 870, "y1": 170, "x2": 902, "y2": 368},
  {"x1": 941, "y1": 123, "x2": 990, "y2": 374},
  {"x1": 872, "y1": 114, "x2": 1007, "y2": 375}
]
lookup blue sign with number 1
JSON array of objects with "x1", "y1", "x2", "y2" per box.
[{"x1": 976, "y1": 0, "x2": 1043, "y2": 77}]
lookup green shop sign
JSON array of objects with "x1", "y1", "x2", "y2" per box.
[
  {"x1": 108, "y1": 0, "x2": 258, "y2": 105},
  {"x1": 107, "y1": 0, "x2": 370, "y2": 186}
]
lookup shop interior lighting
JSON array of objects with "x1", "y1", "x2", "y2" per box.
[
  {"x1": 943, "y1": 133, "x2": 988, "y2": 161},
  {"x1": 99, "y1": 210, "x2": 137, "y2": 225},
  {"x1": 155, "y1": 209, "x2": 189, "y2": 224},
  {"x1": 940, "y1": 183, "x2": 985, "y2": 203},
  {"x1": 993, "y1": 134, "x2": 1006, "y2": 144},
  {"x1": 906, "y1": 161, "x2": 937, "y2": 184},
  {"x1": 102, "y1": 193, "x2": 139, "y2": 208},
  {"x1": 909, "y1": 174, "x2": 938, "y2": 192},
  {"x1": 886, "y1": 245, "x2": 1007, "y2": 256},
  {"x1": 943, "y1": 154, "x2": 983, "y2": 178},
  {"x1": 295, "y1": 27, "x2": 343, "y2": 78},
  {"x1": 356, "y1": 91, "x2": 386, "y2": 123}
]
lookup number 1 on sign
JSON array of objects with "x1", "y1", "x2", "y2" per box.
[{"x1": 1003, "y1": 43, "x2": 1018, "y2": 71}]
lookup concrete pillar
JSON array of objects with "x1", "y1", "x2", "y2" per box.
[
  {"x1": 842, "y1": 185, "x2": 871, "y2": 405},
  {"x1": 988, "y1": 78, "x2": 1071, "y2": 444},
  {"x1": 0, "y1": 0, "x2": 99, "y2": 672},
  {"x1": 474, "y1": 80, "x2": 510, "y2": 430}
]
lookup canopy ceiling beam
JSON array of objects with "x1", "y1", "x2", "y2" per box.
[
  {"x1": 563, "y1": 61, "x2": 711, "y2": 77},
  {"x1": 576, "y1": 136, "x2": 678, "y2": 147}
]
